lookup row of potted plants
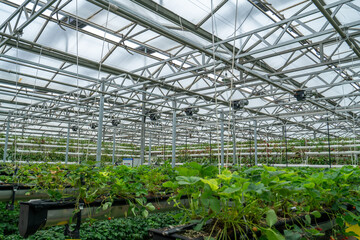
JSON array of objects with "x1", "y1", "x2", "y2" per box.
[
  {"x1": 1, "y1": 161, "x2": 360, "y2": 239},
  {"x1": 156, "y1": 163, "x2": 360, "y2": 239}
]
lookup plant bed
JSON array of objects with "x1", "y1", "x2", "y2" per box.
[
  {"x1": 19, "y1": 194, "x2": 189, "y2": 238},
  {"x1": 149, "y1": 222, "x2": 209, "y2": 240},
  {"x1": 149, "y1": 209, "x2": 353, "y2": 240},
  {"x1": 159, "y1": 164, "x2": 360, "y2": 239}
]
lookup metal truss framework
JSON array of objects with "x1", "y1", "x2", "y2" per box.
[{"x1": 0, "y1": 0, "x2": 359, "y2": 152}]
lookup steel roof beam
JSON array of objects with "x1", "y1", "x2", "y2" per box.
[{"x1": 311, "y1": 0, "x2": 360, "y2": 59}]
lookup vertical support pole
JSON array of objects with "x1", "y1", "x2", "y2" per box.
[
  {"x1": 185, "y1": 134, "x2": 188, "y2": 162},
  {"x1": 162, "y1": 125, "x2": 165, "y2": 161},
  {"x1": 112, "y1": 128, "x2": 116, "y2": 165},
  {"x1": 148, "y1": 133, "x2": 152, "y2": 166},
  {"x1": 254, "y1": 120, "x2": 258, "y2": 166},
  {"x1": 3, "y1": 118, "x2": 10, "y2": 162},
  {"x1": 65, "y1": 121, "x2": 71, "y2": 164},
  {"x1": 232, "y1": 113, "x2": 237, "y2": 165},
  {"x1": 220, "y1": 111, "x2": 225, "y2": 168},
  {"x1": 21, "y1": 124, "x2": 25, "y2": 138},
  {"x1": 96, "y1": 79, "x2": 105, "y2": 166},
  {"x1": 140, "y1": 87, "x2": 146, "y2": 165},
  {"x1": 327, "y1": 118, "x2": 331, "y2": 168},
  {"x1": 249, "y1": 136, "x2": 252, "y2": 165},
  {"x1": 172, "y1": 100, "x2": 176, "y2": 168},
  {"x1": 209, "y1": 130, "x2": 212, "y2": 160},
  {"x1": 283, "y1": 123, "x2": 288, "y2": 167}
]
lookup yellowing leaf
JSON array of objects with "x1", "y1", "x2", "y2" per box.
[{"x1": 200, "y1": 179, "x2": 219, "y2": 191}]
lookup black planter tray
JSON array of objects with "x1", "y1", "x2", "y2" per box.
[
  {"x1": 19, "y1": 194, "x2": 188, "y2": 238},
  {"x1": 149, "y1": 222, "x2": 206, "y2": 240}
]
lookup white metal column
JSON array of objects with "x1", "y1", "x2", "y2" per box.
[
  {"x1": 254, "y1": 120, "x2": 258, "y2": 166},
  {"x1": 220, "y1": 111, "x2": 224, "y2": 167},
  {"x1": 2, "y1": 117, "x2": 10, "y2": 162},
  {"x1": 172, "y1": 100, "x2": 176, "y2": 168},
  {"x1": 96, "y1": 79, "x2": 105, "y2": 165},
  {"x1": 65, "y1": 121, "x2": 70, "y2": 164}
]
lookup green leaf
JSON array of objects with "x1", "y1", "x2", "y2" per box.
[
  {"x1": 176, "y1": 176, "x2": 201, "y2": 185},
  {"x1": 264, "y1": 228, "x2": 285, "y2": 240},
  {"x1": 311, "y1": 211, "x2": 321, "y2": 218},
  {"x1": 305, "y1": 214, "x2": 311, "y2": 225},
  {"x1": 142, "y1": 209, "x2": 149, "y2": 218},
  {"x1": 221, "y1": 186, "x2": 242, "y2": 194},
  {"x1": 303, "y1": 182, "x2": 315, "y2": 189},
  {"x1": 263, "y1": 165, "x2": 276, "y2": 172},
  {"x1": 209, "y1": 197, "x2": 221, "y2": 213},
  {"x1": 343, "y1": 171, "x2": 353, "y2": 181},
  {"x1": 102, "y1": 202, "x2": 112, "y2": 211},
  {"x1": 146, "y1": 202, "x2": 155, "y2": 211},
  {"x1": 200, "y1": 179, "x2": 218, "y2": 191},
  {"x1": 284, "y1": 230, "x2": 301, "y2": 240},
  {"x1": 266, "y1": 209, "x2": 277, "y2": 227},
  {"x1": 162, "y1": 181, "x2": 175, "y2": 188}
]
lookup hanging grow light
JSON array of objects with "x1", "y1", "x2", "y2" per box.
[
  {"x1": 90, "y1": 123, "x2": 98, "y2": 129},
  {"x1": 294, "y1": 89, "x2": 317, "y2": 101},
  {"x1": 231, "y1": 99, "x2": 249, "y2": 111},
  {"x1": 146, "y1": 110, "x2": 160, "y2": 121},
  {"x1": 294, "y1": 90, "x2": 306, "y2": 101},
  {"x1": 111, "y1": 119, "x2": 120, "y2": 126},
  {"x1": 184, "y1": 107, "x2": 199, "y2": 117},
  {"x1": 71, "y1": 126, "x2": 78, "y2": 132}
]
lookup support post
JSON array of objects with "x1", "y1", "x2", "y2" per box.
[
  {"x1": 172, "y1": 100, "x2": 176, "y2": 168},
  {"x1": 327, "y1": 117, "x2": 331, "y2": 168},
  {"x1": 140, "y1": 87, "x2": 146, "y2": 165},
  {"x1": 220, "y1": 111, "x2": 225, "y2": 168},
  {"x1": 254, "y1": 120, "x2": 258, "y2": 166},
  {"x1": 283, "y1": 123, "x2": 288, "y2": 167},
  {"x1": 232, "y1": 113, "x2": 237, "y2": 165},
  {"x1": 3, "y1": 117, "x2": 10, "y2": 162},
  {"x1": 148, "y1": 133, "x2": 152, "y2": 166},
  {"x1": 112, "y1": 128, "x2": 116, "y2": 165},
  {"x1": 65, "y1": 121, "x2": 70, "y2": 164},
  {"x1": 185, "y1": 134, "x2": 188, "y2": 162},
  {"x1": 209, "y1": 130, "x2": 212, "y2": 160},
  {"x1": 96, "y1": 79, "x2": 105, "y2": 166}
]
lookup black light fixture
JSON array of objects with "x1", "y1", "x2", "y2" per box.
[
  {"x1": 90, "y1": 123, "x2": 98, "y2": 129},
  {"x1": 111, "y1": 119, "x2": 120, "y2": 126},
  {"x1": 294, "y1": 89, "x2": 306, "y2": 101},
  {"x1": 71, "y1": 125, "x2": 78, "y2": 132},
  {"x1": 185, "y1": 107, "x2": 199, "y2": 117},
  {"x1": 294, "y1": 89, "x2": 317, "y2": 101},
  {"x1": 146, "y1": 110, "x2": 160, "y2": 121},
  {"x1": 61, "y1": 16, "x2": 87, "y2": 29},
  {"x1": 149, "y1": 112, "x2": 160, "y2": 121},
  {"x1": 231, "y1": 99, "x2": 249, "y2": 111}
]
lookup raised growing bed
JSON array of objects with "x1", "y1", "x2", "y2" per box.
[
  {"x1": 149, "y1": 208, "x2": 348, "y2": 240},
  {"x1": 19, "y1": 195, "x2": 189, "y2": 238}
]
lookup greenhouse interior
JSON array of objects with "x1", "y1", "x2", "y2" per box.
[{"x1": 1, "y1": 0, "x2": 360, "y2": 239}]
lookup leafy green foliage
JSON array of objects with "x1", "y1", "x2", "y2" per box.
[
  {"x1": 0, "y1": 202, "x2": 19, "y2": 236},
  {"x1": 162, "y1": 164, "x2": 360, "y2": 239},
  {"x1": 1, "y1": 211, "x2": 180, "y2": 240}
]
